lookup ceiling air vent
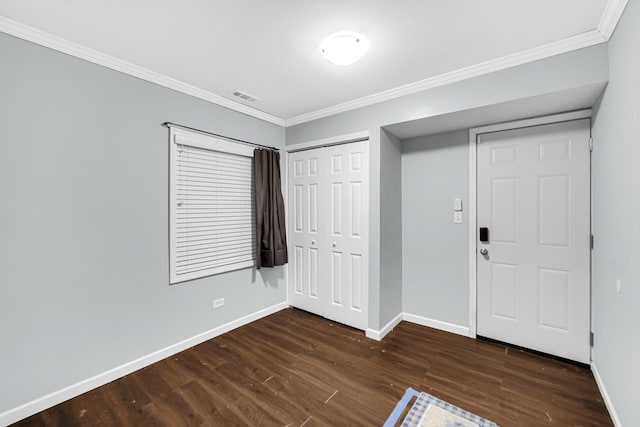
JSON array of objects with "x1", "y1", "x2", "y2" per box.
[{"x1": 231, "y1": 90, "x2": 261, "y2": 102}]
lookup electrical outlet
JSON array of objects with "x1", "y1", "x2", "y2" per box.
[{"x1": 213, "y1": 298, "x2": 225, "y2": 309}]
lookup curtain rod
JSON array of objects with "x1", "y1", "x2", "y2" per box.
[{"x1": 162, "y1": 122, "x2": 279, "y2": 151}]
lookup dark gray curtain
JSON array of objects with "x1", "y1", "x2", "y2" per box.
[{"x1": 254, "y1": 149, "x2": 288, "y2": 268}]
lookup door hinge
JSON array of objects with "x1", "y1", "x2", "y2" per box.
[
  {"x1": 591, "y1": 234, "x2": 594, "y2": 249},
  {"x1": 590, "y1": 331, "x2": 594, "y2": 347},
  {"x1": 589, "y1": 137, "x2": 593, "y2": 152}
]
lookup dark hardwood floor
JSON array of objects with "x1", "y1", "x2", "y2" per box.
[{"x1": 13, "y1": 308, "x2": 612, "y2": 426}]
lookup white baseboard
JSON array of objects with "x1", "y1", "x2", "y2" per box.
[
  {"x1": 402, "y1": 313, "x2": 470, "y2": 337},
  {"x1": 591, "y1": 362, "x2": 621, "y2": 427},
  {"x1": 366, "y1": 312, "x2": 403, "y2": 341},
  {"x1": 0, "y1": 302, "x2": 289, "y2": 426},
  {"x1": 365, "y1": 312, "x2": 470, "y2": 341}
]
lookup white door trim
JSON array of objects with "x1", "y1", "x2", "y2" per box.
[
  {"x1": 467, "y1": 109, "x2": 591, "y2": 338},
  {"x1": 285, "y1": 131, "x2": 370, "y2": 153}
]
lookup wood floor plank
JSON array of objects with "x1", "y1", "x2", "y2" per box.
[{"x1": 12, "y1": 308, "x2": 612, "y2": 426}]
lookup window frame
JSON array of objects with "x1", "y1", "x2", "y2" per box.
[{"x1": 169, "y1": 127, "x2": 255, "y2": 284}]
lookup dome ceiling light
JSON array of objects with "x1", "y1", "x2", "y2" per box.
[{"x1": 320, "y1": 31, "x2": 369, "y2": 66}]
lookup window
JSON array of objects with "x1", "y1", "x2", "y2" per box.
[{"x1": 169, "y1": 127, "x2": 255, "y2": 284}]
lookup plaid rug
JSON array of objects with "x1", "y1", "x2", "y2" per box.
[{"x1": 384, "y1": 388, "x2": 499, "y2": 427}]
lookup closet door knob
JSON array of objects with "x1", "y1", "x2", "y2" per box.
[
  {"x1": 332, "y1": 242, "x2": 337, "y2": 247},
  {"x1": 311, "y1": 240, "x2": 316, "y2": 245}
]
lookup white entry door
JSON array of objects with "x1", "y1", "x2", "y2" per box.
[
  {"x1": 288, "y1": 141, "x2": 369, "y2": 330},
  {"x1": 476, "y1": 119, "x2": 591, "y2": 363}
]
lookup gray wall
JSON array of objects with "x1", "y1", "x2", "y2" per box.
[
  {"x1": 287, "y1": 43, "x2": 608, "y2": 331},
  {"x1": 0, "y1": 33, "x2": 286, "y2": 414},
  {"x1": 402, "y1": 130, "x2": 469, "y2": 327},
  {"x1": 379, "y1": 130, "x2": 403, "y2": 326},
  {"x1": 591, "y1": 1, "x2": 640, "y2": 424}
]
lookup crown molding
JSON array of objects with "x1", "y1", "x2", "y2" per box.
[
  {"x1": 0, "y1": 16, "x2": 285, "y2": 127},
  {"x1": 597, "y1": 0, "x2": 629, "y2": 39},
  {"x1": 285, "y1": 30, "x2": 607, "y2": 127},
  {"x1": 2, "y1": 1, "x2": 629, "y2": 131}
]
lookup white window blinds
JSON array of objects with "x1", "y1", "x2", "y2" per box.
[{"x1": 169, "y1": 127, "x2": 255, "y2": 284}]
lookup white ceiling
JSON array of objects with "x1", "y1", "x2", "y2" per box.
[{"x1": 0, "y1": 1, "x2": 617, "y2": 124}]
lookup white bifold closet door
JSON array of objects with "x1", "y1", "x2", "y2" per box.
[{"x1": 287, "y1": 141, "x2": 369, "y2": 330}]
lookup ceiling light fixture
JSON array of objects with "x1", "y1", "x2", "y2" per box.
[{"x1": 320, "y1": 31, "x2": 369, "y2": 66}]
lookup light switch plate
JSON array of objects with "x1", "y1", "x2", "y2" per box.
[
  {"x1": 454, "y1": 198, "x2": 463, "y2": 212},
  {"x1": 454, "y1": 211, "x2": 463, "y2": 224}
]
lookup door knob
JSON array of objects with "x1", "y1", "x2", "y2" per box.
[
  {"x1": 479, "y1": 248, "x2": 488, "y2": 256},
  {"x1": 311, "y1": 240, "x2": 316, "y2": 245},
  {"x1": 332, "y1": 242, "x2": 336, "y2": 247}
]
